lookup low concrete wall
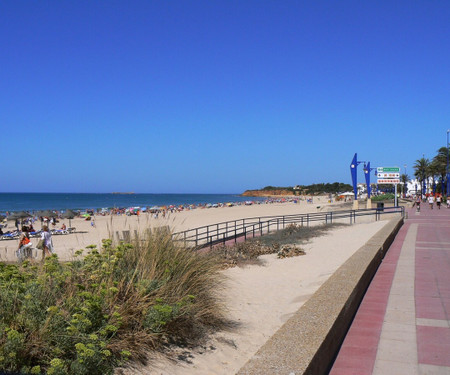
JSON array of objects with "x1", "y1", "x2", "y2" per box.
[{"x1": 237, "y1": 216, "x2": 404, "y2": 375}]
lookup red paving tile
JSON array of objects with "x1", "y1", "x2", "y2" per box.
[
  {"x1": 331, "y1": 347, "x2": 376, "y2": 375},
  {"x1": 415, "y1": 296, "x2": 447, "y2": 320},
  {"x1": 342, "y1": 330, "x2": 381, "y2": 349},
  {"x1": 330, "y1": 364, "x2": 373, "y2": 375},
  {"x1": 417, "y1": 326, "x2": 450, "y2": 367},
  {"x1": 330, "y1": 207, "x2": 450, "y2": 374},
  {"x1": 329, "y1": 221, "x2": 403, "y2": 374}
]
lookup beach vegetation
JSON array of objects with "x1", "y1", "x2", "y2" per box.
[
  {"x1": 213, "y1": 223, "x2": 345, "y2": 266},
  {"x1": 297, "y1": 182, "x2": 353, "y2": 195},
  {"x1": 371, "y1": 193, "x2": 395, "y2": 201},
  {"x1": 0, "y1": 230, "x2": 225, "y2": 375}
]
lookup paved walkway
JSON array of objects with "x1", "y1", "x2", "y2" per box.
[{"x1": 330, "y1": 202, "x2": 450, "y2": 375}]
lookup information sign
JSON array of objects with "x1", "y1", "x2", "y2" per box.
[
  {"x1": 377, "y1": 172, "x2": 400, "y2": 178},
  {"x1": 377, "y1": 167, "x2": 400, "y2": 173},
  {"x1": 377, "y1": 179, "x2": 400, "y2": 184}
]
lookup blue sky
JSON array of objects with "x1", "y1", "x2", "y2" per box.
[{"x1": 2, "y1": 1, "x2": 449, "y2": 193}]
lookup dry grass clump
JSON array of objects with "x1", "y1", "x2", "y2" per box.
[
  {"x1": 213, "y1": 240, "x2": 274, "y2": 268},
  {"x1": 258, "y1": 223, "x2": 347, "y2": 247},
  {"x1": 0, "y1": 229, "x2": 225, "y2": 375},
  {"x1": 213, "y1": 223, "x2": 345, "y2": 266}
]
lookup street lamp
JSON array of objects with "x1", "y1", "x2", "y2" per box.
[
  {"x1": 404, "y1": 164, "x2": 407, "y2": 197},
  {"x1": 447, "y1": 130, "x2": 449, "y2": 196}
]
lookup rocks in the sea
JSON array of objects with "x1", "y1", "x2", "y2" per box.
[{"x1": 277, "y1": 245, "x2": 306, "y2": 259}]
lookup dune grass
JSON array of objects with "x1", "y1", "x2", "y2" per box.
[
  {"x1": 213, "y1": 223, "x2": 347, "y2": 266},
  {"x1": 0, "y1": 230, "x2": 225, "y2": 375}
]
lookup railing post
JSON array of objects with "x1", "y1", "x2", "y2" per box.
[
  {"x1": 195, "y1": 228, "x2": 198, "y2": 247},
  {"x1": 307, "y1": 214, "x2": 309, "y2": 227},
  {"x1": 283, "y1": 215, "x2": 285, "y2": 228},
  {"x1": 207, "y1": 226, "x2": 209, "y2": 246},
  {"x1": 330, "y1": 212, "x2": 333, "y2": 224},
  {"x1": 277, "y1": 218, "x2": 279, "y2": 231}
]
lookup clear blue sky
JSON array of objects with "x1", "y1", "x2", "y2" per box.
[{"x1": 2, "y1": 1, "x2": 449, "y2": 193}]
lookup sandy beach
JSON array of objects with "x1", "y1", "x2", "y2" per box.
[
  {"x1": 0, "y1": 198, "x2": 394, "y2": 374},
  {"x1": 1, "y1": 197, "x2": 344, "y2": 262},
  {"x1": 130, "y1": 219, "x2": 390, "y2": 375}
]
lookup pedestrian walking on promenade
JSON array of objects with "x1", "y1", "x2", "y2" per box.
[{"x1": 428, "y1": 195, "x2": 434, "y2": 209}]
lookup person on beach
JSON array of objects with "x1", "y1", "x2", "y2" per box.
[
  {"x1": 17, "y1": 226, "x2": 32, "y2": 262},
  {"x1": 41, "y1": 226, "x2": 54, "y2": 258},
  {"x1": 428, "y1": 194, "x2": 434, "y2": 209}
]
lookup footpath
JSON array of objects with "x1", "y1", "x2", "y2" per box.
[{"x1": 330, "y1": 202, "x2": 450, "y2": 375}]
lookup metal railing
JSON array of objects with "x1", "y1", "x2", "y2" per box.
[{"x1": 172, "y1": 206, "x2": 405, "y2": 249}]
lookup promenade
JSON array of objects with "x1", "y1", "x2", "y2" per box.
[{"x1": 330, "y1": 202, "x2": 450, "y2": 375}]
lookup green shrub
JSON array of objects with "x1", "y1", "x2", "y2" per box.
[
  {"x1": 0, "y1": 231, "x2": 224, "y2": 374},
  {"x1": 371, "y1": 193, "x2": 395, "y2": 201}
]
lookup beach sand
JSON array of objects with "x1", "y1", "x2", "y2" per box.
[
  {"x1": 0, "y1": 198, "x2": 391, "y2": 374},
  {"x1": 1, "y1": 197, "x2": 343, "y2": 261},
  {"x1": 129, "y1": 219, "x2": 389, "y2": 375}
]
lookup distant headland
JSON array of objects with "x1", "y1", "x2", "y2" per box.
[
  {"x1": 242, "y1": 183, "x2": 353, "y2": 197},
  {"x1": 242, "y1": 188, "x2": 294, "y2": 197}
]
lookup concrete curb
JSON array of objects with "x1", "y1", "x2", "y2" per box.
[{"x1": 237, "y1": 216, "x2": 404, "y2": 375}]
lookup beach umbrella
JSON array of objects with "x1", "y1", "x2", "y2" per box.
[
  {"x1": 61, "y1": 209, "x2": 78, "y2": 227},
  {"x1": 36, "y1": 210, "x2": 57, "y2": 218},
  {"x1": 8, "y1": 211, "x2": 31, "y2": 220}
]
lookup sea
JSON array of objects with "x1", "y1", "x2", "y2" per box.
[{"x1": 0, "y1": 193, "x2": 264, "y2": 213}]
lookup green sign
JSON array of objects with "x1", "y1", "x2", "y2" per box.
[{"x1": 377, "y1": 167, "x2": 400, "y2": 173}]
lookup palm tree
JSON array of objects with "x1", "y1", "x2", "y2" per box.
[
  {"x1": 431, "y1": 147, "x2": 450, "y2": 193},
  {"x1": 427, "y1": 162, "x2": 439, "y2": 193},
  {"x1": 414, "y1": 157, "x2": 430, "y2": 194}
]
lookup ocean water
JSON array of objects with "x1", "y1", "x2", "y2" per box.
[{"x1": 0, "y1": 193, "x2": 264, "y2": 212}]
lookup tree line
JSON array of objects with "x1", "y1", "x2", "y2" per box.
[
  {"x1": 413, "y1": 146, "x2": 449, "y2": 195},
  {"x1": 261, "y1": 182, "x2": 353, "y2": 194}
]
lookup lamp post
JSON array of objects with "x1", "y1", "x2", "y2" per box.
[
  {"x1": 404, "y1": 164, "x2": 407, "y2": 197},
  {"x1": 447, "y1": 130, "x2": 449, "y2": 196}
]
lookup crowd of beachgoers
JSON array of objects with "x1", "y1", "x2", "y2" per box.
[{"x1": 1, "y1": 196, "x2": 317, "y2": 228}]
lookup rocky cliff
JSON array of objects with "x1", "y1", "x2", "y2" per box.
[{"x1": 241, "y1": 189, "x2": 295, "y2": 197}]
